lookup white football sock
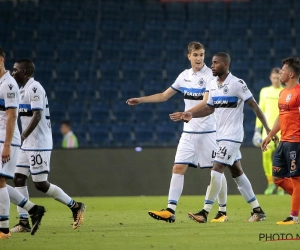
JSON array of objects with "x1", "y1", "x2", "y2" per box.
[
  {"x1": 46, "y1": 183, "x2": 74, "y2": 207},
  {"x1": 167, "y1": 173, "x2": 184, "y2": 212},
  {"x1": 217, "y1": 174, "x2": 227, "y2": 212},
  {"x1": 16, "y1": 186, "x2": 30, "y2": 219},
  {"x1": 204, "y1": 171, "x2": 223, "y2": 213},
  {"x1": 233, "y1": 173, "x2": 259, "y2": 209},
  {"x1": 0, "y1": 187, "x2": 10, "y2": 228}
]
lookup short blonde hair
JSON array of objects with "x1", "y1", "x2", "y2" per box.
[{"x1": 187, "y1": 42, "x2": 205, "y2": 54}]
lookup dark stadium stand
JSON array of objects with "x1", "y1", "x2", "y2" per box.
[{"x1": 0, "y1": 0, "x2": 298, "y2": 147}]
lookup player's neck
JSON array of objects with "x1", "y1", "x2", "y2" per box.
[
  {"x1": 0, "y1": 67, "x2": 6, "y2": 79},
  {"x1": 284, "y1": 80, "x2": 298, "y2": 89},
  {"x1": 192, "y1": 63, "x2": 204, "y2": 73},
  {"x1": 218, "y1": 71, "x2": 230, "y2": 83},
  {"x1": 21, "y1": 77, "x2": 31, "y2": 86}
]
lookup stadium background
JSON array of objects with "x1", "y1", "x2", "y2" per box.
[{"x1": 1, "y1": 0, "x2": 297, "y2": 195}]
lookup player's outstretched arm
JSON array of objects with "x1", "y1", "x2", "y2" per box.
[
  {"x1": 169, "y1": 92, "x2": 209, "y2": 122},
  {"x1": 246, "y1": 98, "x2": 271, "y2": 133},
  {"x1": 126, "y1": 87, "x2": 177, "y2": 106},
  {"x1": 181, "y1": 104, "x2": 214, "y2": 122},
  {"x1": 261, "y1": 116, "x2": 280, "y2": 151}
]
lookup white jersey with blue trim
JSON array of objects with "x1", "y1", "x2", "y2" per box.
[
  {"x1": 207, "y1": 73, "x2": 253, "y2": 143},
  {"x1": 0, "y1": 71, "x2": 21, "y2": 146},
  {"x1": 19, "y1": 78, "x2": 52, "y2": 150},
  {"x1": 171, "y1": 66, "x2": 216, "y2": 133}
]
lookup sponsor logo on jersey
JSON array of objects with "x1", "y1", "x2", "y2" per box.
[
  {"x1": 238, "y1": 79, "x2": 245, "y2": 84},
  {"x1": 212, "y1": 96, "x2": 238, "y2": 108},
  {"x1": 286, "y1": 94, "x2": 292, "y2": 102},
  {"x1": 181, "y1": 87, "x2": 205, "y2": 100},
  {"x1": 8, "y1": 84, "x2": 13, "y2": 90},
  {"x1": 31, "y1": 95, "x2": 40, "y2": 101},
  {"x1": 242, "y1": 85, "x2": 248, "y2": 92},
  {"x1": 183, "y1": 79, "x2": 191, "y2": 82},
  {"x1": 32, "y1": 87, "x2": 37, "y2": 93},
  {"x1": 7, "y1": 92, "x2": 15, "y2": 98}
]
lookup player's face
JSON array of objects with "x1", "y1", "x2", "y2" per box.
[
  {"x1": 11, "y1": 63, "x2": 24, "y2": 83},
  {"x1": 269, "y1": 72, "x2": 281, "y2": 87},
  {"x1": 279, "y1": 64, "x2": 291, "y2": 83},
  {"x1": 188, "y1": 49, "x2": 205, "y2": 72},
  {"x1": 211, "y1": 56, "x2": 226, "y2": 76}
]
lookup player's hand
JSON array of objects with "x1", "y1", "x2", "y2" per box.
[
  {"x1": 252, "y1": 131, "x2": 262, "y2": 147},
  {"x1": 261, "y1": 136, "x2": 272, "y2": 151},
  {"x1": 272, "y1": 134, "x2": 279, "y2": 144},
  {"x1": 2, "y1": 144, "x2": 11, "y2": 164},
  {"x1": 126, "y1": 98, "x2": 141, "y2": 106},
  {"x1": 181, "y1": 112, "x2": 193, "y2": 123},
  {"x1": 169, "y1": 112, "x2": 183, "y2": 122}
]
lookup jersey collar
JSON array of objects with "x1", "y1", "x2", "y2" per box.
[
  {"x1": 23, "y1": 78, "x2": 35, "y2": 89},
  {"x1": 216, "y1": 72, "x2": 233, "y2": 87}
]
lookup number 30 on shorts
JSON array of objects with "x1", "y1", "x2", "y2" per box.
[{"x1": 31, "y1": 154, "x2": 43, "y2": 166}]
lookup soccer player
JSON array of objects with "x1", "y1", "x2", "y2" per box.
[
  {"x1": 0, "y1": 48, "x2": 45, "y2": 239},
  {"x1": 261, "y1": 57, "x2": 300, "y2": 225},
  {"x1": 60, "y1": 120, "x2": 79, "y2": 148},
  {"x1": 127, "y1": 42, "x2": 228, "y2": 223},
  {"x1": 10, "y1": 59, "x2": 86, "y2": 233},
  {"x1": 252, "y1": 68, "x2": 284, "y2": 195},
  {"x1": 182, "y1": 52, "x2": 272, "y2": 222}
]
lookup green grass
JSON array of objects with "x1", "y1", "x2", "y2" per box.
[{"x1": 2, "y1": 195, "x2": 300, "y2": 250}]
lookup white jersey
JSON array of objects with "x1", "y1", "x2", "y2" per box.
[
  {"x1": 207, "y1": 73, "x2": 253, "y2": 143},
  {"x1": 19, "y1": 78, "x2": 52, "y2": 150},
  {"x1": 171, "y1": 65, "x2": 216, "y2": 133},
  {"x1": 0, "y1": 71, "x2": 21, "y2": 146}
]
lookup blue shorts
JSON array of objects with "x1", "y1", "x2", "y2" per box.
[{"x1": 272, "y1": 142, "x2": 300, "y2": 178}]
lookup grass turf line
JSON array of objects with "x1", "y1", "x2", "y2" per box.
[{"x1": 2, "y1": 195, "x2": 300, "y2": 250}]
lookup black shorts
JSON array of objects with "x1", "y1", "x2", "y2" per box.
[{"x1": 272, "y1": 141, "x2": 300, "y2": 178}]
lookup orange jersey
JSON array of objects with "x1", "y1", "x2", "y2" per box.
[{"x1": 278, "y1": 84, "x2": 300, "y2": 142}]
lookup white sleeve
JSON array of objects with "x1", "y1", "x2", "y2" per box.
[
  {"x1": 4, "y1": 82, "x2": 18, "y2": 109},
  {"x1": 171, "y1": 72, "x2": 184, "y2": 92},
  {"x1": 30, "y1": 84, "x2": 44, "y2": 110},
  {"x1": 235, "y1": 79, "x2": 253, "y2": 101},
  {"x1": 206, "y1": 79, "x2": 214, "y2": 106}
]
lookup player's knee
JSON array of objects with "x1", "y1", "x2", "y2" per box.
[
  {"x1": 13, "y1": 173, "x2": 27, "y2": 187},
  {"x1": 172, "y1": 164, "x2": 187, "y2": 174},
  {"x1": 273, "y1": 176, "x2": 283, "y2": 186},
  {"x1": 34, "y1": 181, "x2": 50, "y2": 193}
]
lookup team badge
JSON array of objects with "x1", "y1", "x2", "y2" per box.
[
  {"x1": 198, "y1": 78, "x2": 204, "y2": 86},
  {"x1": 290, "y1": 151, "x2": 296, "y2": 160},
  {"x1": 223, "y1": 86, "x2": 229, "y2": 94},
  {"x1": 286, "y1": 94, "x2": 292, "y2": 102}
]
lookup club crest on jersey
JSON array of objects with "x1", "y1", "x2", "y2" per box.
[
  {"x1": 223, "y1": 86, "x2": 229, "y2": 94},
  {"x1": 286, "y1": 94, "x2": 292, "y2": 102},
  {"x1": 32, "y1": 87, "x2": 37, "y2": 93},
  {"x1": 198, "y1": 78, "x2": 204, "y2": 86},
  {"x1": 290, "y1": 151, "x2": 296, "y2": 160}
]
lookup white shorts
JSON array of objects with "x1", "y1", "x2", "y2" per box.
[
  {"x1": 16, "y1": 150, "x2": 51, "y2": 182},
  {"x1": 0, "y1": 144, "x2": 19, "y2": 179},
  {"x1": 214, "y1": 140, "x2": 242, "y2": 166},
  {"x1": 174, "y1": 132, "x2": 217, "y2": 168}
]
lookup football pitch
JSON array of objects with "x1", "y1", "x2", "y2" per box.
[{"x1": 2, "y1": 195, "x2": 300, "y2": 250}]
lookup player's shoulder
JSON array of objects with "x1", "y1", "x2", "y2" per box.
[
  {"x1": 30, "y1": 79, "x2": 45, "y2": 92},
  {"x1": 1, "y1": 72, "x2": 18, "y2": 88}
]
